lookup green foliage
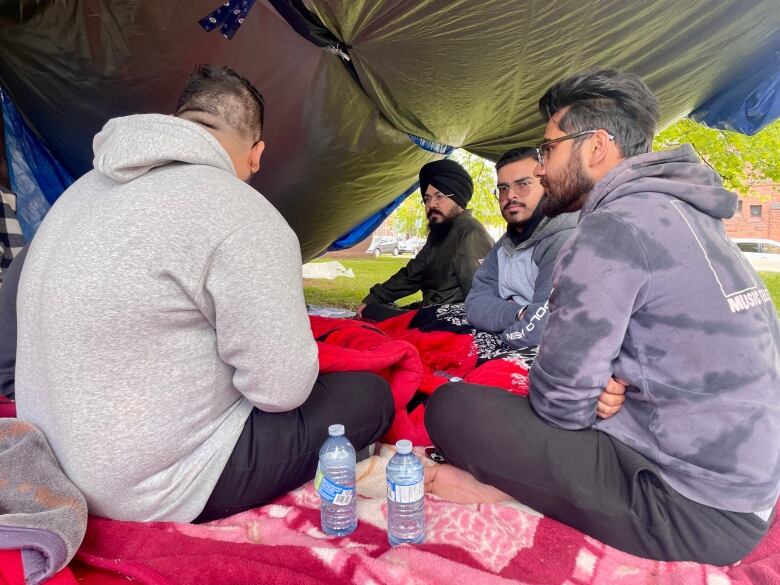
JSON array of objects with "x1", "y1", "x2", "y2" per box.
[
  {"x1": 451, "y1": 150, "x2": 505, "y2": 229},
  {"x1": 390, "y1": 150, "x2": 504, "y2": 238},
  {"x1": 390, "y1": 194, "x2": 425, "y2": 238},
  {"x1": 653, "y1": 118, "x2": 780, "y2": 196}
]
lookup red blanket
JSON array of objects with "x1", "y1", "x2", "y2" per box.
[
  {"x1": 4, "y1": 321, "x2": 780, "y2": 584},
  {"x1": 60, "y1": 450, "x2": 780, "y2": 585},
  {"x1": 311, "y1": 316, "x2": 422, "y2": 442},
  {"x1": 313, "y1": 314, "x2": 531, "y2": 445},
  {"x1": 0, "y1": 397, "x2": 15, "y2": 419}
]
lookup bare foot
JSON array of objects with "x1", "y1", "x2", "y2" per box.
[{"x1": 424, "y1": 463, "x2": 513, "y2": 504}]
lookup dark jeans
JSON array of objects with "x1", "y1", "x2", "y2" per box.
[
  {"x1": 424, "y1": 382, "x2": 770, "y2": 565},
  {"x1": 195, "y1": 372, "x2": 395, "y2": 523}
]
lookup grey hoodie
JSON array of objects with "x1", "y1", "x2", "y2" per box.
[
  {"x1": 466, "y1": 212, "x2": 578, "y2": 347},
  {"x1": 530, "y1": 145, "x2": 780, "y2": 514},
  {"x1": 15, "y1": 114, "x2": 319, "y2": 522}
]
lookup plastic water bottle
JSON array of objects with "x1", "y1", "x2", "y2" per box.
[
  {"x1": 386, "y1": 439, "x2": 425, "y2": 546},
  {"x1": 316, "y1": 424, "x2": 357, "y2": 536}
]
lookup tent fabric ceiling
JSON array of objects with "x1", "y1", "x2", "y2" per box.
[
  {"x1": 304, "y1": 0, "x2": 780, "y2": 157},
  {"x1": 0, "y1": 0, "x2": 779, "y2": 259}
]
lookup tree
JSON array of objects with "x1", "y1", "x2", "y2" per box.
[
  {"x1": 391, "y1": 150, "x2": 504, "y2": 238},
  {"x1": 451, "y1": 150, "x2": 505, "y2": 229},
  {"x1": 390, "y1": 116, "x2": 780, "y2": 237},
  {"x1": 390, "y1": 191, "x2": 425, "y2": 238},
  {"x1": 653, "y1": 118, "x2": 780, "y2": 196}
]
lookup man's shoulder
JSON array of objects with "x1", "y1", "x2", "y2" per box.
[
  {"x1": 456, "y1": 212, "x2": 492, "y2": 237},
  {"x1": 565, "y1": 208, "x2": 650, "y2": 269},
  {"x1": 581, "y1": 198, "x2": 662, "y2": 241},
  {"x1": 576, "y1": 207, "x2": 635, "y2": 239},
  {"x1": 533, "y1": 212, "x2": 578, "y2": 241},
  {"x1": 480, "y1": 237, "x2": 503, "y2": 266},
  {"x1": 546, "y1": 211, "x2": 579, "y2": 232},
  {"x1": 590, "y1": 189, "x2": 674, "y2": 219},
  {"x1": 524, "y1": 212, "x2": 578, "y2": 254},
  {"x1": 165, "y1": 165, "x2": 292, "y2": 234}
]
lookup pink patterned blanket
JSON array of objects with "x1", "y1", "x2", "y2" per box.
[{"x1": 71, "y1": 444, "x2": 780, "y2": 584}]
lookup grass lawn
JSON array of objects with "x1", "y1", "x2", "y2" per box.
[
  {"x1": 762, "y1": 272, "x2": 780, "y2": 313},
  {"x1": 304, "y1": 257, "x2": 421, "y2": 310},
  {"x1": 304, "y1": 257, "x2": 780, "y2": 316}
]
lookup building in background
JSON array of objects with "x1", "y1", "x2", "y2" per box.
[{"x1": 724, "y1": 183, "x2": 780, "y2": 241}]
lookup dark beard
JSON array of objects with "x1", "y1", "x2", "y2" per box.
[
  {"x1": 427, "y1": 216, "x2": 455, "y2": 243},
  {"x1": 508, "y1": 203, "x2": 546, "y2": 245},
  {"x1": 541, "y1": 155, "x2": 594, "y2": 217}
]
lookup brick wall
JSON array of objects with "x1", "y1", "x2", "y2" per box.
[{"x1": 724, "y1": 183, "x2": 780, "y2": 241}]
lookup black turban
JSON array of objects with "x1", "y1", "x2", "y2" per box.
[{"x1": 418, "y1": 159, "x2": 473, "y2": 209}]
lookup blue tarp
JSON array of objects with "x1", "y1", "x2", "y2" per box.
[
  {"x1": 328, "y1": 182, "x2": 420, "y2": 251},
  {"x1": 692, "y1": 51, "x2": 780, "y2": 135},
  {"x1": 1, "y1": 89, "x2": 73, "y2": 241}
]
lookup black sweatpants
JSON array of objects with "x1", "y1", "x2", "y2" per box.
[
  {"x1": 424, "y1": 382, "x2": 770, "y2": 566},
  {"x1": 362, "y1": 302, "x2": 411, "y2": 322},
  {"x1": 195, "y1": 372, "x2": 395, "y2": 523}
]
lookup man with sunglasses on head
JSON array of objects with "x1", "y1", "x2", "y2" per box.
[
  {"x1": 357, "y1": 159, "x2": 493, "y2": 322},
  {"x1": 465, "y1": 147, "x2": 577, "y2": 347},
  {"x1": 426, "y1": 69, "x2": 780, "y2": 565}
]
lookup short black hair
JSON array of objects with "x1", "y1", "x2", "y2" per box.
[
  {"x1": 176, "y1": 65, "x2": 265, "y2": 143},
  {"x1": 538, "y1": 69, "x2": 660, "y2": 158},
  {"x1": 495, "y1": 146, "x2": 537, "y2": 171}
]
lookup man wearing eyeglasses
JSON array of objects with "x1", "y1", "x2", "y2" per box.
[
  {"x1": 465, "y1": 147, "x2": 577, "y2": 347},
  {"x1": 357, "y1": 159, "x2": 494, "y2": 321},
  {"x1": 425, "y1": 69, "x2": 780, "y2": 565}
]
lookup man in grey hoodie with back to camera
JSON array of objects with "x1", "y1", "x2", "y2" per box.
[
  {"x1": 15, "y1": 65, "x2": 394, "y2": 524},
  {"x1": 465, "y1": 146, "x2": 577, "y2": 348},
  {"x1": 426, "y1": 69, "x2": 780, "y2": 565}
]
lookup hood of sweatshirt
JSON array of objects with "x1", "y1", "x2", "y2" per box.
[
  {"x1": 92, "y1": 114, "x2": 236, "y2": 183},
  {"x1": 582, "y1": 144, "x2": 737, "y2": 220},
  {"x1": 501, "y1": 210, "x2": 579, "y2": 254}
]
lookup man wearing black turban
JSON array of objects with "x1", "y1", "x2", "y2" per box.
[{"x1": 357, "y1": 159, "x2": 494, "y2": 321}]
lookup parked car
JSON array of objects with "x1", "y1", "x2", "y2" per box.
[
  {"x1": 398, "y1": 236, "x2": 426, "y2": 256},
  {"x1": 367, "y1": 236, "x2": 399, "y2": 257},
  {"x1": 732, "y1": 238, "x2": 780, "y2": 272}
]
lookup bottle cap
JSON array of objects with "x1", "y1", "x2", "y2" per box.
[
  {"x1": 396, "y1": 439, "x2": 412, "y2": 454},
  {"x1": 328, "y1": 424, "x2": 345, "y2": 437}
]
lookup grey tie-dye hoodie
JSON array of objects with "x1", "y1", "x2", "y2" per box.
[{"x1": 530, "y1": 145, "x2": 780, "y2": 514}]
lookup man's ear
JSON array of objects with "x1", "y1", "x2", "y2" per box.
[
  {"x1": 249, "y1": 140, "x2": 266, "y2": 173},
  {"x1": 586, "y1": 130, "x2": 613, "y2": 168}
]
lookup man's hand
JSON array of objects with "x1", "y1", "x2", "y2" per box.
[
  {"x1": 596, "y1": 377, "x2": 628, "y2": 419},
  {"x1": 355, "y1": 303, "x2": 367, "y2": 319}
]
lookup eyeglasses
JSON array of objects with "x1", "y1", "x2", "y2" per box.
[
  {"x1": 422, "y1": 192, "x2": 453, "y2": 205},
  {"x1": 535, "y1": 129, "x2": 614, "y2": 167},
  {"x1": 494, "y1": 180, "x2": 532, "y2": 200}
]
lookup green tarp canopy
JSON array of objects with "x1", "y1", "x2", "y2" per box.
[{"x1": 1, "y1": 0, "x2": 778, "y2": 258}]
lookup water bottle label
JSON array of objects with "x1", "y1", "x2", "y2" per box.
[
  {"x1": 315, "y1": 467, "x2": 354, "y2": 506},
  {"x1": 386, "y1": 479, "x2": 424, "y2": 504}
]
